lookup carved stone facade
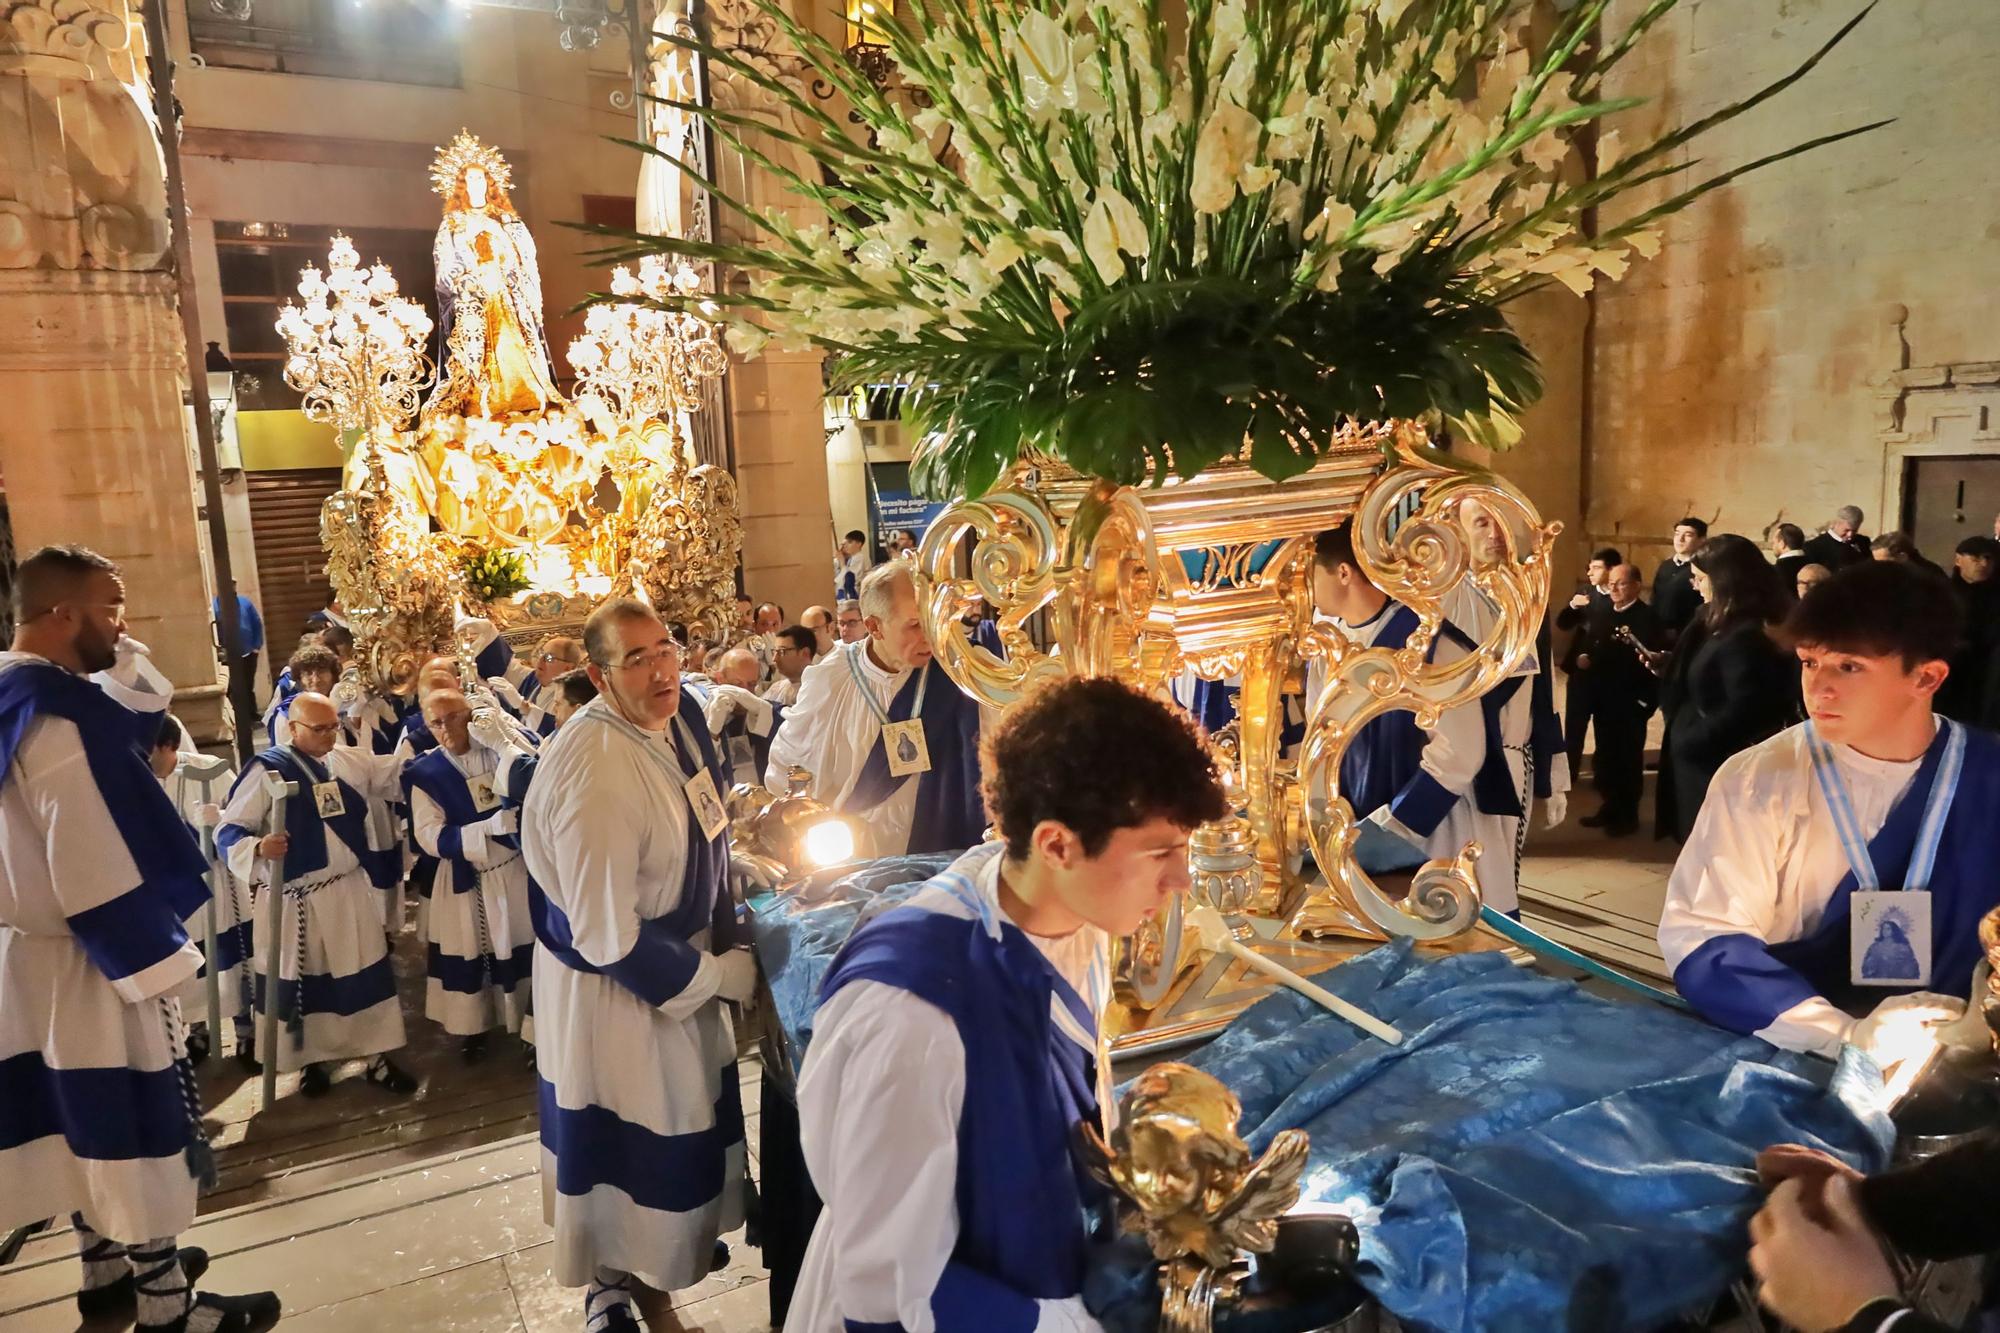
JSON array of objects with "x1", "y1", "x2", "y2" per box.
[{"x1": 0, "y1": 0, "x2": 224, "y2": 737}]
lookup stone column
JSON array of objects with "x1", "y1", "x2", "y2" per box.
[{"x1": 0, "y1": 0, "x2": 226, "y2": 738}]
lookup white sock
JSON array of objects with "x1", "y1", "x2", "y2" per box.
[
  {"x1": 72, "y1": 1213, "x2": 127, "y2": 1293},
  {"x1": 584, "y1": 1267, "x2": 634, "y2": 1331},
  {"x1": 131, "y1": 1239, "x2": 188, "y2": 1328}
]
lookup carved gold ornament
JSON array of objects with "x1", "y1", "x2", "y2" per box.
[
  {"x1": 915, "y1": 424, "x2": 1555, "y2": 1040},
  {"x1": 1080, "y1": 1062, "x2": 1309, "y2": 1333},
  {"x1": 429, "y1": 129, "x2": 514, "y2": 200}
]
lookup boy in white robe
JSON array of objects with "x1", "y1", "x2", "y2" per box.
[
  {"x1": 789, "y1": 677, "x2": 1228, "y2": 1332},
  {"x1": 216, "y1": 692, "x2": 416, "y2": 1097},
  {"x1": 1305, "y1": 524, "x2": 1510, "y2": 906},
  {"x1": 0, "y1": 544, "x2": 279, "y2": 1333},
  {"x1": 522, "y1": 599, "x2": 757, "y2": 1332},
  {"x1": 406, "y1": 688, "x2": 535, "y2": 1060},
  {"x1": 1661, "y1": 561, "x2": 2000, "y2": 1060}
]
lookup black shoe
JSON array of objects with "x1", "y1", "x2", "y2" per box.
[
  {"x1": 461, "y1": 1033, "x2": 489, "y2": 1065},
  {"x1": 299, "y1": 1063, "x2": 332, "y2": 1097},
  {"x1": 234, "y1": 1049, "x2": 262, "y2": 1075},
  {"x1": 138, "y1": 1287, "x2": 281, "y2": 1333},
  {"x1": 711, "y1": 1239, "x2": 730, "y2": 1273},
  {"x1": 184, "y1": 1026, "x2": 211, "y2": 1068},
  {"x1": 365, "y1": 1057, "x2": 418, "y2": 1095},
  {"x1": 1578, "y1": 811, "x2": 1609, "y2": 828},
  {"x1": 1603, "y1": 819, "x2": 1640, "y2": 838},
  {"x1": 76, "y1": 1248, "x2": 211, "y2": 1318}
]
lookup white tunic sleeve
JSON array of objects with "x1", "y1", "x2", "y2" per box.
[
  {"x1": 531, "y1": 737, "x2": 720, "y2": 1019},
  {"x1": 218, "y1": 767, "x2": 276, "y2": 886},
  {"x1": 1659, "y1": 755, "x2": 1855, "y2": 1057},
  {"x1": 336, "y1": 745, "x2": 410, "y2": 804},
  {"x1": 799, "y1": 980, "x2": 967, "y2": 1330},
  {"x1": 30, "y1": 721, "x2": 203, "y2": 1003},
  {"x1": 766, "y1": 652, "x2": 840, "y2": 792}
]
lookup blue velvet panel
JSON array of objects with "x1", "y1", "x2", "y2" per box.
[
  {"x1": 746, "y1": 853, "x2": 958, "y2": 1069},
  {"x1": 1183, "y1": 943, "x2": 1894, "y2": 1333}
]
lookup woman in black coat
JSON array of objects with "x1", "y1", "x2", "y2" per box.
[{"x1": 1654, "y1": 534, "x2": 1796, "y2": 842}]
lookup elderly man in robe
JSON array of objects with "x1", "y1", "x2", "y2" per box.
[
  {"x1": 217, "y1": 692, "x2": 417, "y2": 1097},
  {"x1": 0, "y1": 544, "x2": 280, "y2": 1333},
  {"x1": 405, "y1": 688, "x2": 535, "y2": 1062},
  {"x1": 522, "y1": 598, "x2": 757, "y2": 1332},
  {"x1": 766, "y1": 562, "x2": 987, "y2": 857}
]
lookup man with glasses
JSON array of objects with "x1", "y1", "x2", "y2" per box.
[
  {"x1": 834, "y1": 599, "x2": 865, "y2": 645},
  {"x1": 764, "y1": 624, "x2": 817, "y2": 708},
  {"x1": 490, "y1": 634, "x2": 584, "y2": 738},
  {"x1": 216, "y1": 692, "x2": 417, "y2": 1098},
  {"x1": 522, "y1": 598, "x2": 757, "y2": 1333},
  {"x1": 767, "y1": 562, "x2": 987, "y2": 857},
  {"x1": 1, "y1": 545, "x2": 281, "y2": 1333}
]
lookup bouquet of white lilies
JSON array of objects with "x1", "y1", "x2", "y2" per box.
[{"x1": 595, "y1": 0, "x2": 1877, "y2": 497}]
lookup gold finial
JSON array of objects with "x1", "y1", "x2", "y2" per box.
[{"x1": 429, "y1": 130, "x2": 514, "y2": 199}]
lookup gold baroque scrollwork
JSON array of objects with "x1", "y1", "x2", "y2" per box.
[
  {"x1": 915, "y1": 470, "x2": 1073, "y2": 708},
  {"x1": 1292, "y1": 451, "x2": 1558, "y2": 941}
]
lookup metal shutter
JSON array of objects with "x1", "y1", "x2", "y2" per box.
[{"x1": 245, "y1": 468, "x2": 342, "y2": 686}]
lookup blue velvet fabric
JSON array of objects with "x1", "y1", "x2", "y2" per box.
[
  {"x1": 1182, "y1": 942, "x2": 1894, "y2": 1333},
  {"x1": 746, "y1": 853, "x2": 958, "y2": 1069}
]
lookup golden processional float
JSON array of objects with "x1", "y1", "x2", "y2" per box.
[{"x1": 276, "y1": 130, "x2": 741, "y2": 691}]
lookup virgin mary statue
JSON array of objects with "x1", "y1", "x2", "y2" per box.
[{"x1": 423, "y1": 131, "x2": 564, "y2": 419}]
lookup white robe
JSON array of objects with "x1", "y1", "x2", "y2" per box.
[
  {"x1": 219, "y1": 745, "x2": 409, "y2": 1071},
  {"x1": 522, "y1": 695, "x2": 744, "y2": 1293},
  {"x1": 0, "y1": 653, "x2": 205, "y2": 1242},
  {"x1": 409, "y1": 744, "x2": 534, "y2": 1037},
  {"x1": 1659, "y1": 724, "x2": 1930, "y2": 1056},
  {"x1": 159, "y1": 767, "x2": 253, "y2": 1026},
  {"x1": 765, "y1": 642, "x2": 919, "y2": 857},
  {"x1": 786, "y1": 844, "x2": 1107, "y2": 1333}
]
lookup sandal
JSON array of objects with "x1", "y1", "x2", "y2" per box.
[
  {"x1": 365, "y1": 1057, "x2": 417, "y2": 1095},
  {"x1": 137, "y1": 1287, "x2": 281, "y2": 1333},
  {"x1": 76, "y1": 1247, "x2": 209, "y2": 1318}
]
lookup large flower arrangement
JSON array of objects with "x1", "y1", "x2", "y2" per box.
[{"x1": 606, "y1": 0, "x2": 1876, "y2": 498}]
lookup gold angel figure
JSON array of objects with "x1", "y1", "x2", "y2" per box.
[{"x1": 1078, "y1": 1062, "x2": 1309, "y2": 1271}]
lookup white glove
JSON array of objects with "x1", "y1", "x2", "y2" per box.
[
  {"x1": 483, "y1": 807, "x2": 520, "y2": 838},
  {"x1": 1542, "y1": 792, "x2": 1568, "y2": 829},
  {"x1": 467, "y1": 706, "x2": 519, "y2": 756},
  {"x1": 1849, "y1": 991, "x2": 1966, "y2": 1071},
  {"x1": 485, "y1": 676, "x2": 526, "y2": 710},
  {"x1": 704, "y1": 685, "x2": 773, "y2": 737},
  {"x1": 114, "y1": 633, "x2": 153, "y2": 663},
  {"x1": 713, "y1": 948, "x2": 758, "y2": 1004}
]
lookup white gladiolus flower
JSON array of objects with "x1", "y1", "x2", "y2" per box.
[
  {"x1": 1190, "y1": 101, "x2": 1262, "y2": 214},
  {"x1": 1012, "y1": 10, "x2": 1074, "y2": 115},
  {"x1": 1082, "y1": 189, "x2": 1149, "y2": 285}
]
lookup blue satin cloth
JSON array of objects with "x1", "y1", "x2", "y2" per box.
[
  {"x1": 746, "y1": 852, "x2": 958, "y2": 1070},
  {"x1": 1183, "y1": 942, "x2": 1894, "y2": 1332}
]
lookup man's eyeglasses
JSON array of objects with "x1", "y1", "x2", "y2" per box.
[
  {"x1": 607, "y1": 643, "x2": 683, "y2": 672},
  {"x1": 539, "y1": 653, "x2": 583, "y2": 667},
  {"x1": 292, "y1": 720, "x2": 340, "y2": 736}
]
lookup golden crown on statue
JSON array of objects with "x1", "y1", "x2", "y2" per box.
[{"x1": 428, "y1": 129, "x2": 514, "y2": 198}]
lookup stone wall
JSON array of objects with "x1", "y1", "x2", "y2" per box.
[{"x1": 1587, "y1": 0, "x2": 2000, "y2": 577}]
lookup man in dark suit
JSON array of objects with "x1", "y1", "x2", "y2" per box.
[
  {"x1": 1801, "y1": 505, "x2": 1870, "y2": 571},
  {"x1": 1651, "y1": 517, "x2": 1707, "y2": 643},
  {"x1": 1769, "y1": 522, "x2": 1807, "y2": 596},
  {"x1": 1555, "y1": 546, "x2": 1621, "y2": 782},
  {"x1": 1578, "y1": 564, "x2": 1662, "y2": 836}
]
